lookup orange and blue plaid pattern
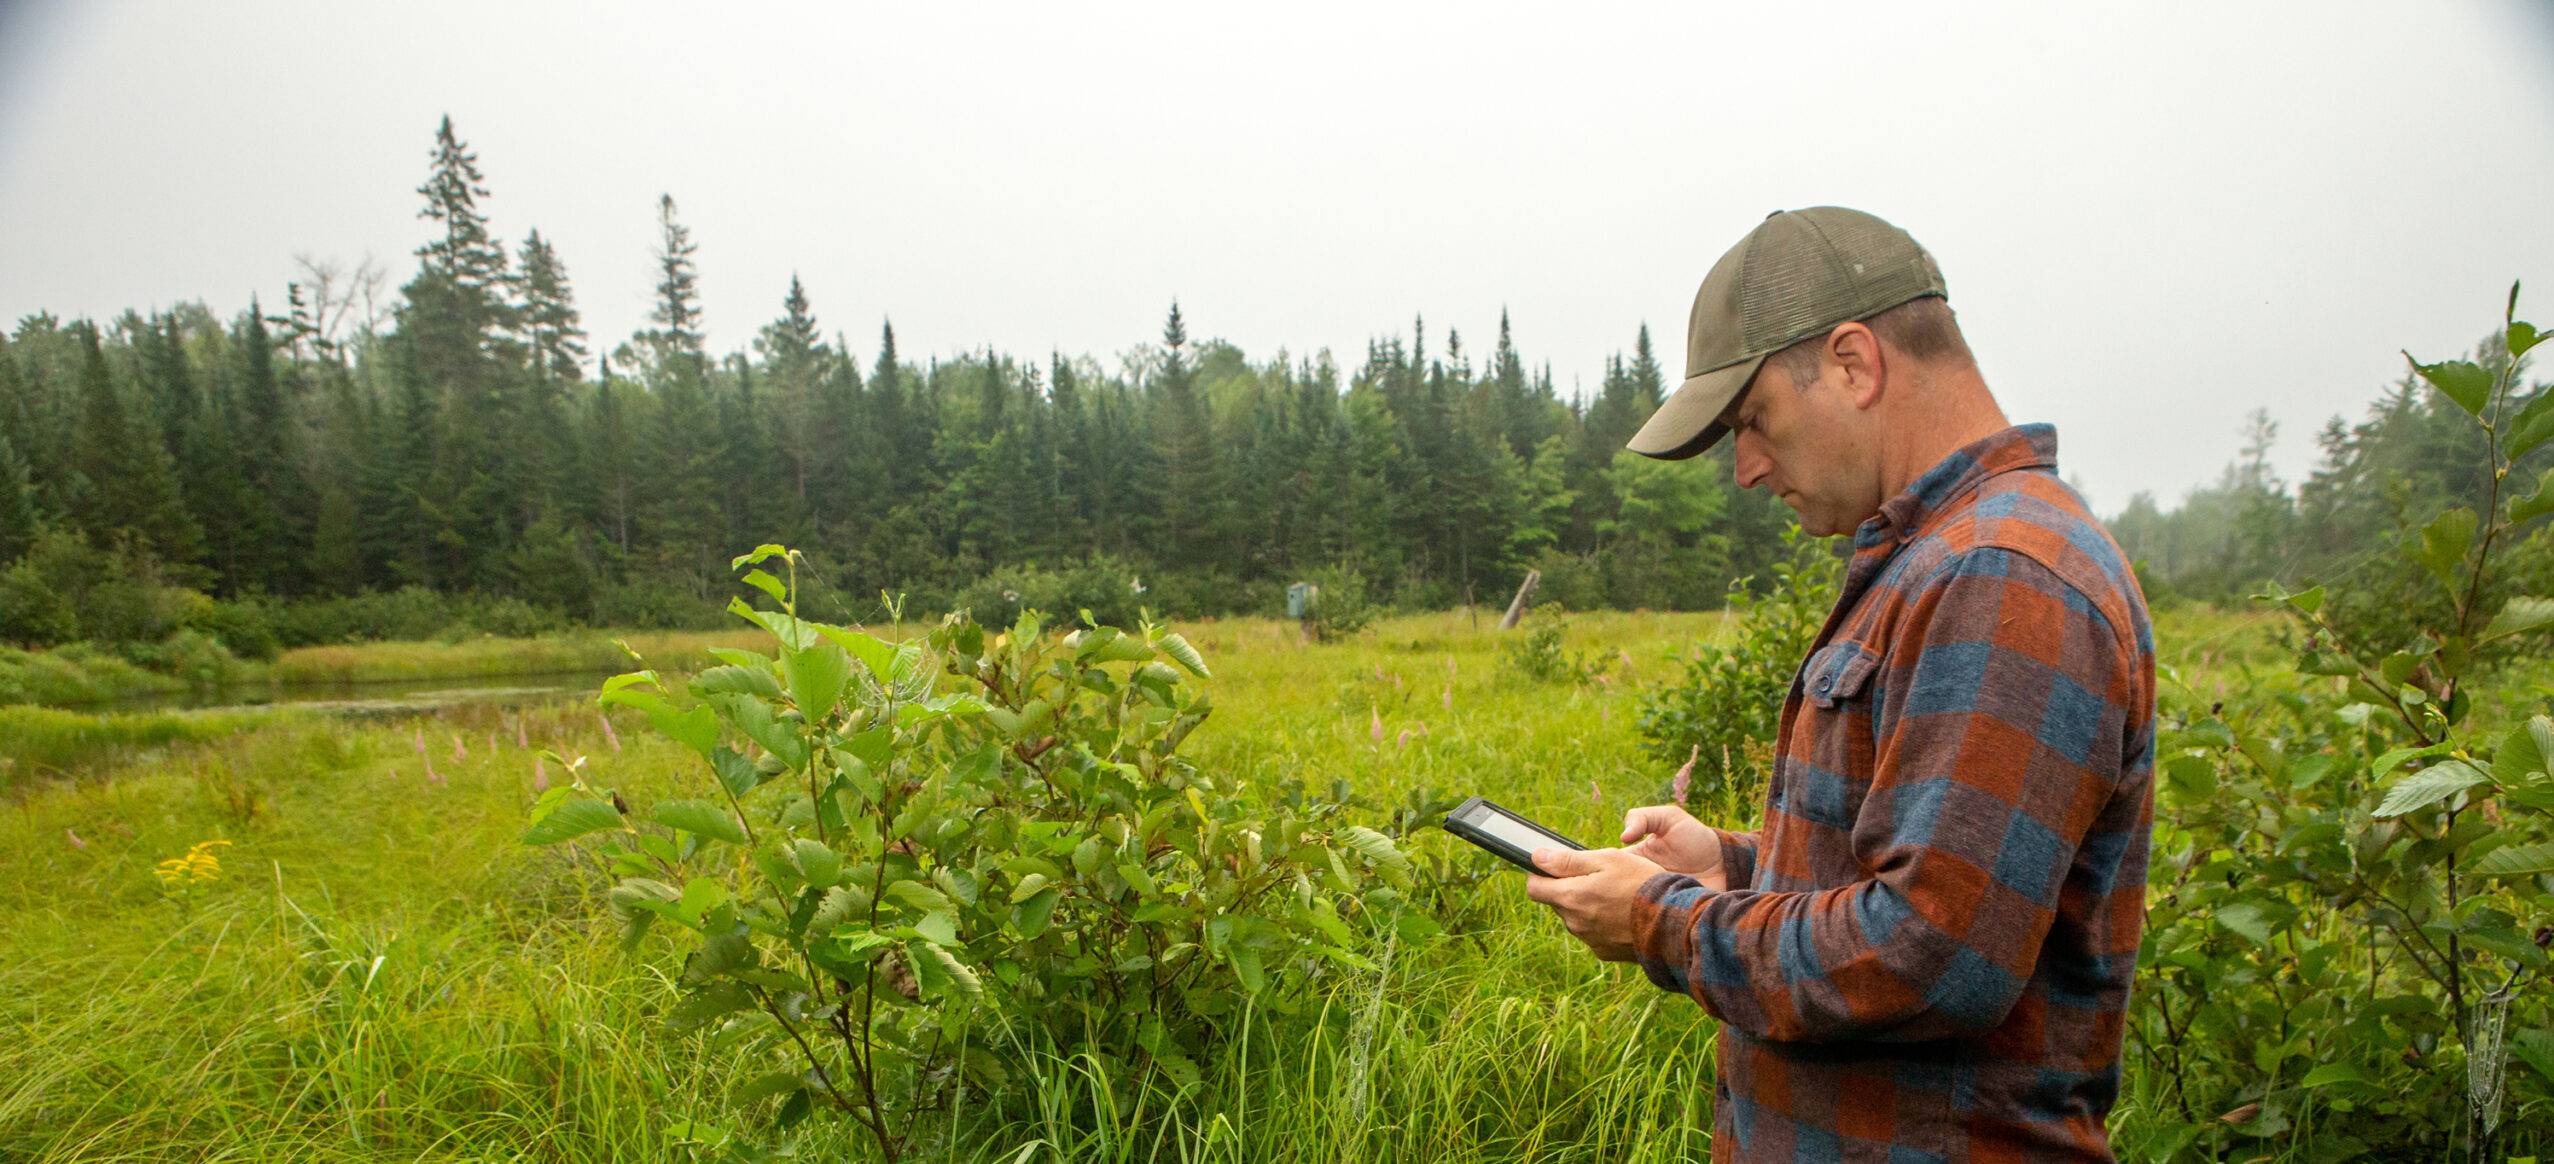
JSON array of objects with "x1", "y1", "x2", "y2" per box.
[{"x1": 1634, "y1": 424, "x2": 2155, "y2": 1162}]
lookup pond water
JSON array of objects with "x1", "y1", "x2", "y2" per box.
[{"x1": 114, "y1": 671, "x2": 609, "y2": 719}]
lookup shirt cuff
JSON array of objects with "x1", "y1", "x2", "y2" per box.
[{"x1": 1633, "y1": 870, "x2": 1711, "y2": 995}]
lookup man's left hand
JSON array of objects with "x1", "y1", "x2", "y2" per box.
[{"x1": 1524, "y1": 847, "x2": 1666, "y2": 962}]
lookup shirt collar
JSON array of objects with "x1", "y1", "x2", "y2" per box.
[{"x1": 1853, "y1": 423, "x2": 2059, "y2": 551}]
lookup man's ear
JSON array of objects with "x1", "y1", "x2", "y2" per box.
[{"x1": 1828, "y1": 322, "x2": 1886, "y2": 410}]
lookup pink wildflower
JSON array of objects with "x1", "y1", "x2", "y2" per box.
[
  {"x1": 1590, "y1": 779, "x2": 1603, "y2": 805},
  {"x1": 453, "y1": 734, "x2": 468, "y2": 762},
  {"x1": 1671, "y1": 745, "x2": 1699, "y2": 806},
  {"x1": 65, "y1": 827, "x2": 85, "y2": 850},
  {"x1": 1369, "y1": 707, "x2": 1384, "y2": 742},
  {"x1": 599, "y1": 713, "x2": 621, "y2": 752},
  {"x1": 1397, "y1": 728, "x2": 1413, "y2": 748},
  {"x1": 515, "y1": 717, "x2": 529, "y2": 748},
  {"x1": 532, "y1": 756, "x2": 550, "y2": 792}
]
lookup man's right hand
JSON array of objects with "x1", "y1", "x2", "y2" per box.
[{"x1": 1620, "y1": 805, "x2": 1729, "y2": 891}]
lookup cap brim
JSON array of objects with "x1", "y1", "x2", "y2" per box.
[{"x1": 1625, "y1": 353, "x2": 1766, "y2": 460}]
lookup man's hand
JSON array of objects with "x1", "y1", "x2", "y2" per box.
[
  {"x1": 1523, "y1": 847, "x2": 1666, "y2": 962},
  {"x1": 1620, "y1": 804, "x2": 1729, "y2": 891}
]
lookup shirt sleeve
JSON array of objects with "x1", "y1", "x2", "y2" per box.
[
  {"x1": 1710, "y1": 826, "x2": 1759, "y2": 888},
  {"x1": 1630, "y1": 547, "x2": 2135, "y2": 1044}
]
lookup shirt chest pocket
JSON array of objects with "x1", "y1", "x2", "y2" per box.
[{"x1": 1800, "y1": 640, "x2": 1880, "y2": 709}]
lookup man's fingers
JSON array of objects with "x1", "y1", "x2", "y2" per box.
[{"x1": 1620, "y1": 805, "x2": 1680, "y2": 844}]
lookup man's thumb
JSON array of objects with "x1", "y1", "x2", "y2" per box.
[{"x1": 1534, "y1": 847, "x2": 1594, "y2": 877}]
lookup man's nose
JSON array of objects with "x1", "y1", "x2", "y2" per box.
[{"x1": 1732, "y1": 434, "x2": 1771, "y2": 490}]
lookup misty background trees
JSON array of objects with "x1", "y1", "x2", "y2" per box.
[{"x1": 0, "y1": 117, "x2": 2545, "y2": 656}]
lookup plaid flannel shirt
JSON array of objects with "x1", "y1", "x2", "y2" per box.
[{"x1": 1633, "y1": 424, "x2": 2155, "y2": 1162}]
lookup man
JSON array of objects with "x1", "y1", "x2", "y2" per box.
[{"x1": 1524, "y1": 206, "x2": 2155, "y2": 1162}]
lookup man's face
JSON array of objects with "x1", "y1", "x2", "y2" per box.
[{"x1": 1720, "y1": 359, "x2": 1876, "y2": 537}]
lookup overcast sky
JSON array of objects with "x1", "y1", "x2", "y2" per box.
[{"x1": 4, "y1": 1, "x2": 2551, "y2": 514}]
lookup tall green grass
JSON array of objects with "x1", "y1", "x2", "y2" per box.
[{"x1": 4, "y1": 606, "x2": 2514, "y2": 1162}]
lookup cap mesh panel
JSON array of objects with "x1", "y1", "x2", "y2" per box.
[{"x1": 1738, "y1": 221, "x2": 1853, "y2": 351}]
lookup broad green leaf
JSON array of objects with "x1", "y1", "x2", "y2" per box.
[
  {"x1": 690, "y1": 665, "x2": 783, "y2": 701},
  {"x1": 2372, "y1": 759, "x2": 2491, "y2": 818},
  {"x1": 791, "y1": 838, "x2": 841, "y2": 888},
  {"x1": 814, "y1": 624, "x2": 902, "y2": 682},
  {"x1": 704, "y1": 647, "x2": 767, "y2": 669},
  {"x1": 783, "y1": 642, "x2": 853, "y2": 720},
  {"x1": 1074, "y1": 628, "x2": 1153, "y2": 665},
  {"x1": 2470, "y1": 840, "x2": 2554, "y2": 877},
  {"x1": 1154, "y1": 632, "x2": 1211, "y2": 679},
  {"x1": 2494, "y1": 716, "x2": 2554, "y2": 785},
  {"x1": 886, "y1": 880, "x2": 952, "y2": 913},
  {"x1": 1337, "y1": 825, "x2": 1410, "y2": 874},
  {"x1": 2282, "y1": 585, "x2": 2324, "y2": 615},
  {"x1": 2407, "y1": 354, "x2": 2492, "y2": 416},
  {"x1": 2415, "y1": 508, "x2": 2478, "y2": 585},
  {"x1": 666, "y1": 982, "x2": 755, "y2": 1032},
  {"x1": 2485, "y1": 596, "x2": 2554, "y2": 643},
  {"x1": 1009, "y1": 872, "x2": 1052, "y2": 904},
  {"x1": 2510, "y1": 318, "x2": 2547, "y2": 357},
  {"x1": 912, "y1": 940, "x2": 982, "y2": 997},
  {"x1": 730, "y1": 544, "x2": 788, "y2": 571},
  {"x1": 2511, "y1": 467, "x2": 2554, "y2": 525},
  {"x1": 2299, "y1": 1063, "x2": 2375, "y2": 1089},
  {"x1": 910, "y1": 909, "x2": 958, "y2": 946},
  {"x1": 654, "y1": 799, "x2": 747, "y2": 845},
  {"x1": 523, "y1": 797, "x2": 623, "y2": 845},
  {"x1": 740, "y1": 568, "x2": 787, "y2": 605},
  {"x1": 709, "y1": 747, "x2": 761, "y2": 799},
  {"x1": 2508, "y1": 396, "x2": 2554, "y2": 462},
  {"x1": 2371, "y1": 743, "x2": 2451, "y2": 781},
  {"x1": 705, "y1": 693, "x2": 806, "y2": 770},
  {"x1": 600, "y1": 670, "x2": 662, "y2": 697},
  {"x1": 808, "y1": 886, "x2": 870, "y2": 935},
  {"x1": 2213, "y1": 898, "x2": 2290, "y2": 946}
]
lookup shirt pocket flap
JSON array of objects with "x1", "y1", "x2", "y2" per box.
[{"x1": 1802, "y1": 641, "x2": 1880, "y2": 708}]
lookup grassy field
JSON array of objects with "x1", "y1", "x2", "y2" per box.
[{"x1": 0, "y1": 604, "x2": 2395, "y2": 1163}]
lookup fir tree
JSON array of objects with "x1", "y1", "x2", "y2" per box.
[{"x1": 517, "y1": 229, "x2": 588, "y2": 387}]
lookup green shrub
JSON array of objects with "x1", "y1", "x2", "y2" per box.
[
  {"x1": 189, "y1": 595, "x2": 283, "y2": 661},
  {"x1": 528, "y1": 546, "x2": 1416, "y2": 1159},
  {"x1": 2119, "y1": 288, "x2": 2554, "y2": 1160},
  {"x1": 1302, "y1": 564, "x2": 1377, "y2": 642},
  {"x1": 1633, "y1": 525, "x2": 1838, "y2": 798},
  {"x1": 951, "y1": 554, "x2": 1149, "y2": 629},
  {"x1": 1501, "y1": 603, "x2": 1608, "y2": 686}
]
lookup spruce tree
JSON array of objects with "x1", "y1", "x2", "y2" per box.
[
  {"x1": 67, "y1": 324, "x2": 201, "y2": 568},
  {"x1": 517, "y1": 229, "x2": 588, "y2": 387},
  {"x1": 0, "y1": 431, "x2": 39, "y2": 562}
]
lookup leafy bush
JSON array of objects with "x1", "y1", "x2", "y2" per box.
[
  {"x1": 950, "y1": 553, "x2": 1149, "y2": 630},
  {"x1": 2120, "y1": 288, "x2": 2554, "y2": 1160},
  {"x1": 1501, "y1": 604, "x2": 1609, "y2": 686},
  {"x1": 1302, "y1": 564, "x2": 1377, "y2": 642},
  {"x1": 528, "y1": 546, "x2": 1415, "y2": 1159},
  {"x1": 189, "y1": 595, "x2": 283, "y2": 661},
  {"x1": 590, "y1": 576, "x2": 727, "y2": 631},
  {"x1": 1634, "y1": 525, "x2": 1839, "y2": 799}
]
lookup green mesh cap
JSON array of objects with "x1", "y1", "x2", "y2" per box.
[{"x1": 1627, "y1": 206, "x2": 1948, "y2": 460}]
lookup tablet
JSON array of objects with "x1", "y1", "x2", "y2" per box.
[{"x1": 1443, "y1": 795, "x2": 1586, "y2": 876}]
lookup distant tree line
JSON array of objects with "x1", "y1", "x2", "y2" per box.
[
  {"x1": 0, "y1": 117, "x2": 1796, "y2": 652},
  {"x1": 2, "y1": 115, "x2": 2541, "y2": 657}
]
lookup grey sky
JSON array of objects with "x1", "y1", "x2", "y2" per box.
[{"x1": 4, "y1": 1, "x2": 2551, "y2": 515}]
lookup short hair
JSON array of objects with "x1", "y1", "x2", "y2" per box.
[{"x1": 1765, "y1": 295, "x2": 1972, "y2": 389}]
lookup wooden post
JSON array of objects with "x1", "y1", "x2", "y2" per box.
[{"x1": 1498, "y1": 570, "x2": 1541, "y2": 630}]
